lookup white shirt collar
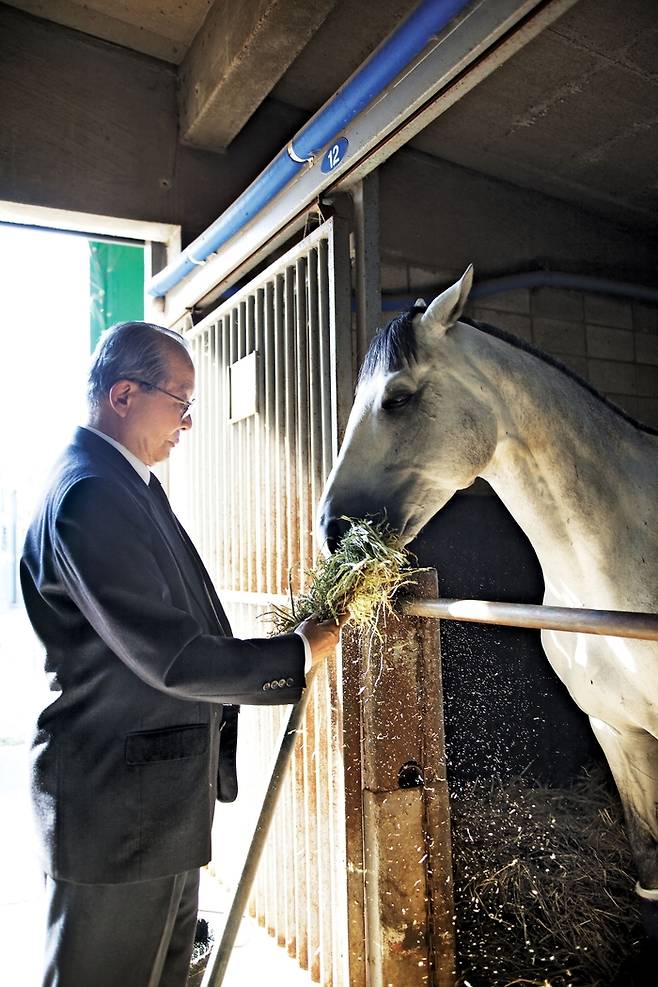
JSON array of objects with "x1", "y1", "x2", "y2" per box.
[{"x1": 83, "y1": 425, "x2": 151, "y2": 485}]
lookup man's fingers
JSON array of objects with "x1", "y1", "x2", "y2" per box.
[{"x1": 317, "y1": 612, "x2": 348, "y2": 629}]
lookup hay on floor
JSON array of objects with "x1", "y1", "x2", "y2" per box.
[{"x1": 451, "y1": 767, "x2": 643, "y2": 987}]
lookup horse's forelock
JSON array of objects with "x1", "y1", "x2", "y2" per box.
[{"x1": 358, "y1": 305, "x2": 425, "y2": 386}]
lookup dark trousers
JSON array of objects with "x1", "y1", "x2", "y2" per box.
[{"x1": 42, "y1": 868, "x2": 200, "y2": 987}]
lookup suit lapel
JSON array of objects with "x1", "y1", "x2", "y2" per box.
[{"x1": 73, "y1": 428, "x2": 230, "y2": 635}]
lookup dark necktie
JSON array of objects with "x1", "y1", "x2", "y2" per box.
[{"x1": 147, "y1": 474, "x2": 231, "y2": 635}]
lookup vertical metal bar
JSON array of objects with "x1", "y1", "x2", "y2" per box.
[
  {"x1": 245, "y1": 296, "x2": 255, "y2": 592},
  {"x1": 273, "y1": 706, "x2": 286, "y2": 944},
  {"x1": 284, "y1": 264, "x2": 299, "y2": 595},
  {"x1": 229, "y1": 310, "x2": 239, "y2": 591},
  {"x1": 325, "y1": 642, "x2": 349, "y2": 987},
  {"x1": 210, "y1": 319, "x2": 220, "y2": 582},
  {"x1": 327, "y1": 217, "x2": 356, "y2": 456},
  {"x1": 317, "y1": 238, "x2": 333, "y2": 484},
  {"x1": 314, "y1": 664, "x2": 332, "y2": 984},
  {"x1": 292, "y1": 727, "x2": 308, "y2": 969},
  {"x1": 254, "y1": 288, "x2": 265, "y2": 596},
  {"x1": 203, "y1": 326, "x2": 212, "y2": 560},
  {"x1": 307, "y1": 248, "x2": 322, "y2": 545},
  {"x1": 196, "y1": 330, "x2": 206, "y2": 553},
  {"x1": 274, "y1": 274, "x2": 286, "y2": 595},
  {"x1": 210, "y1": 321, "x2": 218, "y2": 576},
  {"x1": 295, "y1": 256, "x2": 310, "y2": 586},
  {"x1": 201, "y1": 669, "x2": 319, "y2": 987},
  {"x1": 352, "y1": 171, "x2": 381, "y2": 371},
  {"x1": 188, "y1": 336, "x2": 198, "y2": 535},
  {"x1": 264, "y1": 281, "x2": 275, "y2": 594},
  {"x1": 303, "y1": 681, "x2": 321, "y2": 982},
  {"x1": 257, "y1": 282, "x2": 275, "y2": 933},
  {"x1": 221, "y1": 317, "x2": 231, "y2": 592},
  {"x1": 237, "y1": 303, "x2": 247, "y2": 593},
  {"x1": 291, "y1": 252, "x2": 311, "y2": 974},
  {"x1": 193, "y1": 330, "x2": 202, "y2": 548},
  {"x1": 283, "y1": 729, "x2": 296, "y2": 956},
  {"x1": 264, "y1": 705, "x2": 275, "y2": 943},
  {"x1": 198, "y1": 326, "x2": 206, "y2": 559},
  {"x1": 306, "y1": 246, "x2": 325, "y2": 979}
]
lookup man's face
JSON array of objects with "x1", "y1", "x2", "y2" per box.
[{"x1": 128, "y1": 347, "x2": 195, "y2": 465}]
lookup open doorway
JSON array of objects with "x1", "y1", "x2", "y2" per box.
[{"x1": 0, "y1": 223, "x2": 144, "y2": 985}]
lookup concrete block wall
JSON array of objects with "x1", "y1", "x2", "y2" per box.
[
  {"x1": 379, "y1": 261, "x2": 658, "y2": 429},
  {"x1": 468, "y1": 287, "x2": 658, "y2": 429}
]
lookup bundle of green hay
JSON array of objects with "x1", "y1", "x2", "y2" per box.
[
  {"x1": 269, "y1": 517, "x2": 423, "y2": 634},
  {"x1": 451, "y1": 767, "x2": 642, "y2": 987}
]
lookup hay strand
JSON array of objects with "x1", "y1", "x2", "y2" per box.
[
  {"x1": 452, "y1": 767, "x2": 643, "y2": 986},
  {"x1": 268, "y1": 517, "x2": 424, "y2": 634}
]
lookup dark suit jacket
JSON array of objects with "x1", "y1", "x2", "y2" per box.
[{"x1": 20, "y1": 427, "x2": 305, "y2": 884}]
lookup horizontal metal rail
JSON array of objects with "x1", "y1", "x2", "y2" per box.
[{"x1": 401, "y1": 598, "x2": 658, "y2": 642}]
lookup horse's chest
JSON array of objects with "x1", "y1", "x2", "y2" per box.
[{"x1": 541, "y1": 630, "x2": 657, "y2": 731}]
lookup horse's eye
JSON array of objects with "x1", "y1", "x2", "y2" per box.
[{"x1": 381, "y1": 392, "x2": 413, "y2": 411}]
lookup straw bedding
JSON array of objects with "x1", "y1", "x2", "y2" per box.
[{"x1": 451, "y1": 768, "x2": 642, "y2": 986}]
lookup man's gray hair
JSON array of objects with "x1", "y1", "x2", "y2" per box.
[{"x1": 87, "y1": 321, "x2": 192, "y2": 412}]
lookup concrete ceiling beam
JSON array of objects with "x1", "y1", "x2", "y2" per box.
[
  {"x1": 1, "y1": 0, "x2": 212, "y2": 64},
  {"x1": 178, "y1": 0, "x2": 338, "y2": 152}
]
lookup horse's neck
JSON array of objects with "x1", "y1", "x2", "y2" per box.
[{"x1": 474, "y1": 331, "x2": 655, "y2": 607}]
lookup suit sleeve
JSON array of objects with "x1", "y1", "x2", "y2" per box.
[{"x1": 52, "y1": 477, "x2": 305, "y2": 705}]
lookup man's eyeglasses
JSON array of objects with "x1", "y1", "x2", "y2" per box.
[{"x1": 129, "y1": 379, "x2": 195, "y2": 421}]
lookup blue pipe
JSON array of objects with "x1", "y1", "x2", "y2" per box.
[
  {"x1": 149, "y1": 0, "x2": 472, "y2": 297},
  {"x1": 381, "y1": 271, "x2": 658, "y2": 311}
]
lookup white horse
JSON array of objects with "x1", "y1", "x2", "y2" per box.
[{"x1": 317, "y1": 266, "x2": 658, "y2": 945}]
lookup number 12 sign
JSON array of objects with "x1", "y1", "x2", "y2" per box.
[{"x1": 321, "y1": 138, "x2": 349, "y2": 174}]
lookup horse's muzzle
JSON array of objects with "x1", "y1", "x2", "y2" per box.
[{"x1": 319, "y1": 516, "x2": 351, "y2": 555}]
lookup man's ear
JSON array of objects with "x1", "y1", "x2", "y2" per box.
[
  {"x1": 419, "y1": 264, "x2": 474, "y2": 337},
  {"x1": 108, "y1": 380, "x2": 135, "y2": 418}
]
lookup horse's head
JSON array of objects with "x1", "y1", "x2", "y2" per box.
[{"x1": 317, "y1": 265, "x2": 498, "y2": 552}]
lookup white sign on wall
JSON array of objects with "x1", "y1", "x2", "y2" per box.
[{"x1": 229, "y1": 350, "x2": 259, "y2": 422}]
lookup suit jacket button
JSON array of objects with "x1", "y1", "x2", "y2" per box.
[
  {"x1": 262, "y1": 682, "x2": 270, "y2": 691},
  {"x1": 278, "y1": 678, "x2": 286, "y2": 688},
  {"x1": 271, "y1": 680, "x2": 278, "y2": 689},
  {"x1": 286, "y1": 677, "x2": 294, "y2": 687}
]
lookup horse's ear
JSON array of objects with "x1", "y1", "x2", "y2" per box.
[
  {"x1": 419, "y1": 264, "x2": 474, "y2": 335},
  {"x1": 414, "y1": 298, "x2": 427, "y2": 308}
]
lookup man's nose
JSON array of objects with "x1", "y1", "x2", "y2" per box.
[{"x1": 180, "y1": 412, "x2": 192, "y2": 430}]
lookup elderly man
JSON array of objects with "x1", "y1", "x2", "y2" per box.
[{"x1": 20, "y1": 321, "x2": 340, "y2": 987}]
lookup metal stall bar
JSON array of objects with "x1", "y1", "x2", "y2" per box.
[
  {"x1": 201, "y1": 667, "x2": 319, "y2": 987},
  {"x1": 401, "y1": 599, "x2": 658, "y2": 641},
  {"x1": 173, "y1": 218, "x2": 354, "y2": 986}
]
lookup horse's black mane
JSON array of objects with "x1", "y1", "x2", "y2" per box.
[
  {"x1": 358, "y1": 306, "x2": 424, "y2": 384},
  {"x1": 360, "y1": 306, "x2": 658, "y2": 437}
]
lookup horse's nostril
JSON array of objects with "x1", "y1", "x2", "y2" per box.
[{"x1": 323, "y1": 517, "x2": 349, "y2": 554}]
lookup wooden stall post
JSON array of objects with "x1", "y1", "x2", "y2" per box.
[{"x1": 357, "y1": 568, "x2": 455, "y2": 987}]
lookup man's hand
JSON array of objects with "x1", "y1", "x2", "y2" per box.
[{"x1": 296, "y1": 614, "x2": 347, "y2": 667}]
